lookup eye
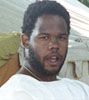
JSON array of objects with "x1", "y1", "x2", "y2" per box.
[
  {"x1": 39, "y1": 35, "x2": 49, "y2": 40},
  {"x1": 58, "y1": 35, "x2": 68, "y2": 41}
]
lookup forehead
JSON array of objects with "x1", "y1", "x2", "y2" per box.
[
  {"x1": 39, "y1": 15, "x2": 67, "y2": 33},
  {"x1": 31, "y1": 15, "x2": 67, "y2": 38}
]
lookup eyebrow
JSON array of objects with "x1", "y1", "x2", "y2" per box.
[
  {"x1": 38, "y1": 32, "x2": 68, "y2": 36},
  {"x1": 59, "y1": 32, "x2": 68, "y2": 36},
  {"x1": 38, "y1": 33, "x2": 50, "y2": 36}
]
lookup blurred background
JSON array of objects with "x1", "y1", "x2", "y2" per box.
[
  {"x1": 0, "y1": 0, "x2": 89, "y2": 33},
  {"x1": 78, "y1": 0, "x2": 89, "y2": 7},
  {"x1": 0, "y1": 0, "x2": 35, "y2": 33}
]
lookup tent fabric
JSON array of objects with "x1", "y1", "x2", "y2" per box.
[
  {"x1": 58, "y1": 0, "x2": 89, "y2": 38},
  {"x1": 0, "y1": 0, "x2": 35, "y2": 33},
  {"x1": 0, "y1": 33, "x2": 20, "y2": 67}
]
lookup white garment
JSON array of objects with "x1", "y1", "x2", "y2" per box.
[{"x1": 0, "y1": 74, "x2": 89, "y2": 100}]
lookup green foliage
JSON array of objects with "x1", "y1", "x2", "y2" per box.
[
  {"x1": 0, "y1": 33, "x2": 21, "y2": 67},
  {"x1": 78, "y1": 0, "x2": 89, "y2": 7}
]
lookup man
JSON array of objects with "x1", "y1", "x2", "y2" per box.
[{"x1": 0, "y1": 1, "x2": 89, "y2": 100}]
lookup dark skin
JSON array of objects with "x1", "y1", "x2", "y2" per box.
[{"x1": 18, "y1": 15, "x2": 69, "y2": 81}]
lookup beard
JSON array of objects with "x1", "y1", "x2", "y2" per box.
[{"x1": 26, "y1": 46, "x2": 67, "y2": 76}]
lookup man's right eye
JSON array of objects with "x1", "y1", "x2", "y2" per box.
[{"x1": 39, "y1": 36, "x2": 49, "y2": 40}]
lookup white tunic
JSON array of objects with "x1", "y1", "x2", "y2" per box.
[{"x1": 0, "y1": 74, "x2": 89, "y2": 100}]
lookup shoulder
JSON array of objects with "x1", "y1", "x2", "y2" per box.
[
  {"x1": 0, "y1": 74, "x2": 39, "y2": 90},
  {"x1": 62, "y1": 78, "x2": 89, "y2": 88},
  {"x1": 0, "y1": 74, "x2": 35, "y2": 100},
  {"x1": 57, "y1": 76, "x2": 89, "y2": 89},
  {"x1": 61, "y1": 78, "x2": 89, "y2": 98}
]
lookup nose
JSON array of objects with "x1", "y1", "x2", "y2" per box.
[{"x1": 48, "y1": 38, "x2": 59, "y2": 50}]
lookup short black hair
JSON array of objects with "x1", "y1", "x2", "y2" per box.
[{"x1": 22, "y1": 1, "x2": 70, "y2": 38}]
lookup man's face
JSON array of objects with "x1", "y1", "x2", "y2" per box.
[{"x1": 28, "y1": 15, "x2": 69, "y2": 76}]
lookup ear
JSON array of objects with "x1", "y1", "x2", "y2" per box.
[{"x1": 21, "y1": 33, "x2": 29, "y2": 48}]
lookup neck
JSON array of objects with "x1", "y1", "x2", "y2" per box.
[
  {"x1": 17, "y1": 65, "x2": 57, "y2": 82},
  {"x1": 23, "y1": 65, "x2": 41, "y2": 81}
]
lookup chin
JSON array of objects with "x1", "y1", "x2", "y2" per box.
[{"x1": 43, "y1": 65, "x2": 61, "y2": 76}]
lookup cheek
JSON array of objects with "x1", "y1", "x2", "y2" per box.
[
  {"x1": 59, "y1": 42, "x2": 68, "y2": 55},
  {"x1": 60, "y1": 41, "x2": 68, "y2": 49},
  {"x1": 62, "y1": 48, "x2": 67, "y2": 58},
  {"x1": 35, "y1": 43, "x2": 48, "y2": 60},
  {"x1": 35, "y1": 41, "x2": 48, "y2": 51},
  {"x1": 36, "y1": 45, "x2": 47, "y2": 56}
]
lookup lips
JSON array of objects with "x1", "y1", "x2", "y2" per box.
[
  {"x1": 48, "y1": 56, "x2": 58, "y2": 62},
  {"x1": 45, "y1": 53, "x2": 62, "y2": 66}
]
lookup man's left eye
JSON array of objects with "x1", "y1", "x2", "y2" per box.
[{"x1": 58, "y1": 36, "x2": 67, "y2": 41}]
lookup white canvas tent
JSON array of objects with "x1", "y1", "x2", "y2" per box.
[
  {"x1": 0, "y1": 0, "x2": 35, "y2": 33},
  {"x1": 58, "y1": 0, "x2": 89, "y2": 37}
]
